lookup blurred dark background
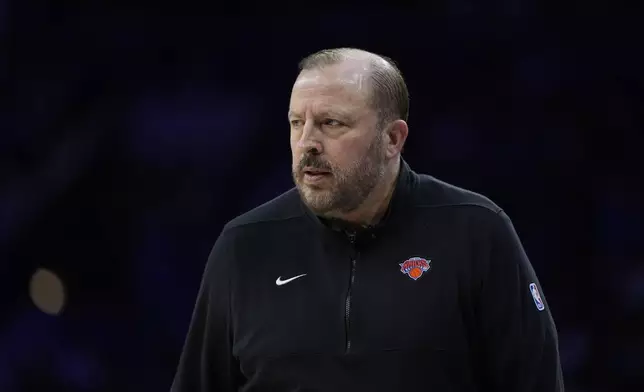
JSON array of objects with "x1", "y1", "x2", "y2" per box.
[{"x1": 2, "y1": 3, "x2": 644, "y2": 392}]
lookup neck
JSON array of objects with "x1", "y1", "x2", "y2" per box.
[{"x1": 335, "y1": 157, "x2": 400, "y2": 227}]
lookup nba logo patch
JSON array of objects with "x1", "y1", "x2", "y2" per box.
[
  {"x1": 399, "y1": 257, "x2": 431, "y2": 280},
  {"x1": 529, "y1": 283, "x2": 545, "y2": 311}
]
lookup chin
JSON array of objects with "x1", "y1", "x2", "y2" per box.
[
  {"x1": 305, "y1": 204, "x2": 336, "y2": 217},
  {"x1": 300, "y1": 190, "x2": 335, "y2": 214}
]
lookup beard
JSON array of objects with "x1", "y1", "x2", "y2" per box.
[{"x1": 292, "y1": 132, "x2": 386, "y2": 217}]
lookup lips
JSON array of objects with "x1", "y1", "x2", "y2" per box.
[
  {"x1": 301, "y1": 166, "x2": 332, "y2": 185},
  {"x1": 302, "y1": 167, "x2": 330, "y2": 176}
]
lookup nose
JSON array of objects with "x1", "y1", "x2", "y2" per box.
[{"x1": 296, "y1": 121, "x2": 323, "y2": 154}]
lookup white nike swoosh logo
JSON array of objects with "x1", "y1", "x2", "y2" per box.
[{"x1": 275, "y1": 274, "x2": 307, "y2": 286}]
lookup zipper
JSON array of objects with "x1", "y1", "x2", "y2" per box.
[{"x1": 345, "y1": 232, "x2": 358, "y2": 353}]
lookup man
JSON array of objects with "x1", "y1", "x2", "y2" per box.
[{"x1": 171, "y1": 48, "x2": 564, "y2": 391}]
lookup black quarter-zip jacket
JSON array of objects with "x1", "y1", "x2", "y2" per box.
[{"x1": 171, "y1": 160, "x2": 564, "y2": 392}]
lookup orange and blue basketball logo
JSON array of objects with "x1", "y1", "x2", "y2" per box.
[{"x1": 399, "y1": 257, "x2": 431, "y2": 280}]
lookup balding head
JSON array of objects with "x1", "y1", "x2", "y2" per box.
[{"x1": 298, "y1": 48, "x2": 409, "y2": 126}]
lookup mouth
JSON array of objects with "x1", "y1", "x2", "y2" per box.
[
  {"x1": 303, "y1": 168, "x2": 330, "y2": 175},
  {"x1": 302, "y1": 167, "x2": 332, "y2": 183}
]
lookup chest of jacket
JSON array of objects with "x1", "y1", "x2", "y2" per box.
[{"x1": 229, "y1": 214, "x2": 479, "y2": 364}]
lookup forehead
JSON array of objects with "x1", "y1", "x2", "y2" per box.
[{"x1": 289, "y1": 63, "x2": 373, "y2": 116}]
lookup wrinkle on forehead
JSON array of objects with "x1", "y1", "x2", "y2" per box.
[
  {"x1": 290, "y1": 81, "x2": 369, "y2": 115},
  {"x1": 294, "y1": 62, "x2": 371, "y2": 93},
  {"x1": 290, "y1": 61, "x2": 378, "y2": 120}
]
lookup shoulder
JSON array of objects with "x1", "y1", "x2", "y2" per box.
[
  {"x1": 408, "y1": 172, "x2": 519, "y2": 242},
  {"x1": 412, "y1": 172, "x2": 503, "y2": 215},
  {"x1": 222, "y1": 187, "x2": 305, "y2": 234},
  {"x1": 409, "y1": 173, "x2": 528, "y2": 277},
  {"x1": 205, "y1": 188, "x2": 305, "y2": 270}
]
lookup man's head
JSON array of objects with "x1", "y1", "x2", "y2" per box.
[{"x1": 289, "y1": 48, "x2": 409, "y2": 222}]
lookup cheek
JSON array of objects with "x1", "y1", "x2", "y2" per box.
[
  {"x1": 326, "y1": 142, "x2": 363, "y2": 168},
  {"x1": 289, "y1": 131, "x2": 300, "y2": 153},
  {"x1": 290, "y1": 148, "x2": 300, "y2": 167},
  {"x1": 289, "y1": 128, "x2": 297, "y2": 144}
]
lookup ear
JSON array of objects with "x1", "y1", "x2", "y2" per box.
[{"x1": 384, "y1": 119, "x2": 409, "y2": 159}]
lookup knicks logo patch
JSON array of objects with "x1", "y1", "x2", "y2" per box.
[{"x1": 399, "y1": 257, "x2": 431, "y2": 280}]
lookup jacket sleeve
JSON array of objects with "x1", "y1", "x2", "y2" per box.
[
  {"x1": 171, "y1": 230, "x2": 244, "y2": 392},
  {"x1": 475, "y1": 210, "x2": 564, "y2": 391}
]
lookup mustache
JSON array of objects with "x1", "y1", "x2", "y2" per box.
[{"x1": 298, "y1": 154, "x2": 332, "y2": 172}]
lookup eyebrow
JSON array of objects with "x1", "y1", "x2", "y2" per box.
[{"x1": 287, "y1": 109, "x2": 352, "y2": 119}]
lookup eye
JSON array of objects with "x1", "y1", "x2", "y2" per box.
[
  {"x1": 290, "y1": 119, "x2": 304, "y2": 127},
  {"x1": 323, "y1": 119, "x2": 342, "y2": 127}
]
